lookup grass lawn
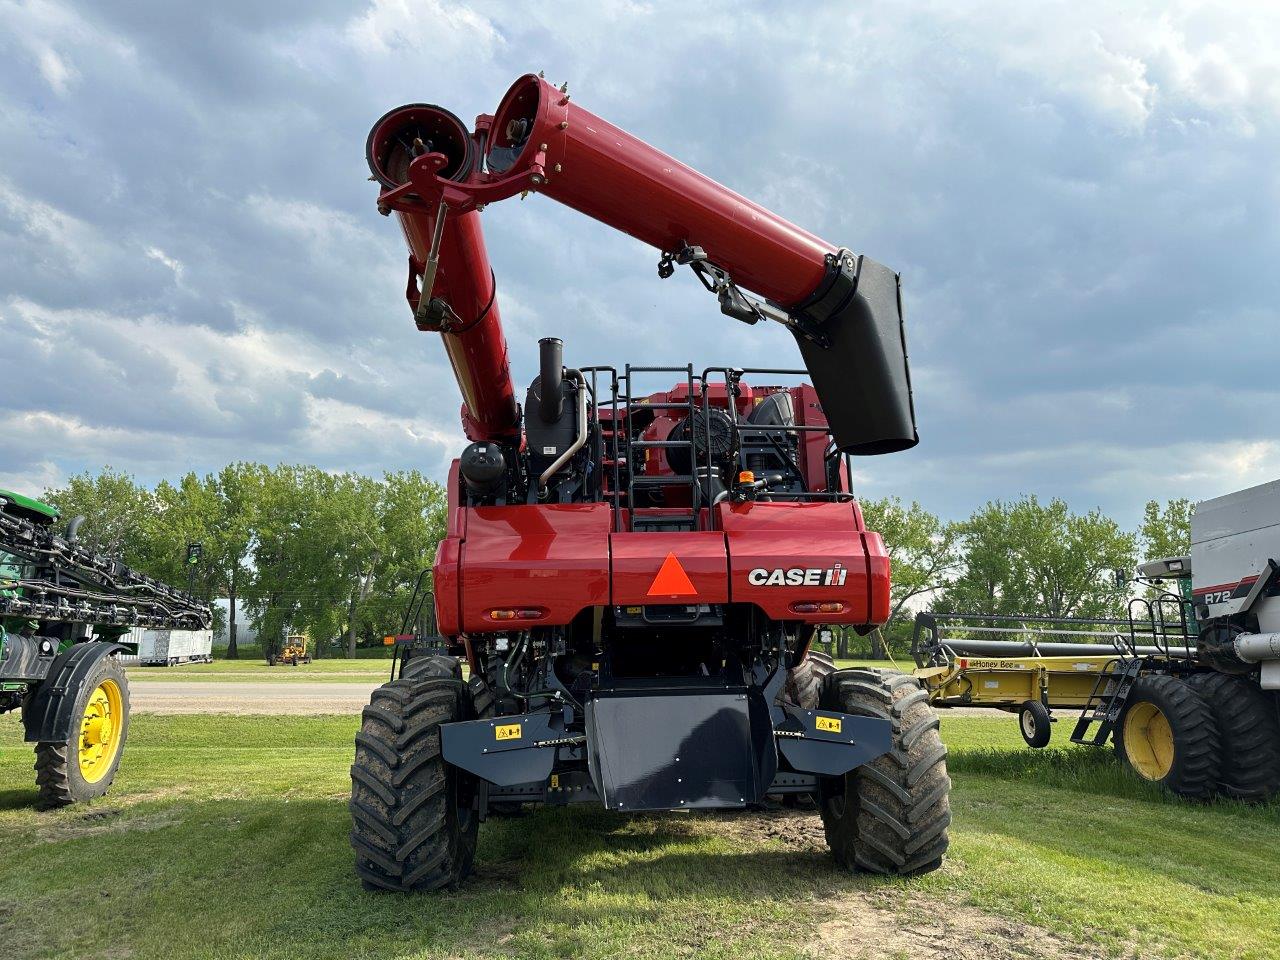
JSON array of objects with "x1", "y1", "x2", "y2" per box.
[{"x1": 1, "y1": 712, "x2": 1277, "y2": 960}]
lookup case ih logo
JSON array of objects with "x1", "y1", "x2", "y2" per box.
[{"x1": 748, "y1": 563, "x2": 848, "y2": 587}]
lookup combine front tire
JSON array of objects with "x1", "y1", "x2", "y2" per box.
[
  {"x1": 33, "y1": 655, "x2": 130, "y2": 808},
  {"x1": 785, "y1": 649, "x2": 836, "y2": 709},
  {"x1": 1185, "y1": 672, "x2": 1280, "y2": 802},
  {"x1": 349, "y1": 659, "x2": 480, "y2": 892},
  {"x1": 819, "y1": 669, "x2": 951, "y2": 876},
  {"x1": 1115, "y1": 674, "x2": 1220, "y2": 799}
]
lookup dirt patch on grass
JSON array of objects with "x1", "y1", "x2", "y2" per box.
[
  {"x1": 813, "y1": 891, "x2": 1113, "y2": 960},
  {"x1": 709, "y1": 803, "x2": 829, "y2": 851},
  {"x1": 33, "y1": 806, "x2": 182, "y2": 843},
  {"x1": 703, "y1": 808, "x2": 1113, "y2": 960}
]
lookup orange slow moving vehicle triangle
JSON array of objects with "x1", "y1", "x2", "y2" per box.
[{"x1": 647, "y1": 552, "x2": 698, "y2": 597}]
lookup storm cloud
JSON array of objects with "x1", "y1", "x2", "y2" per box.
[{"x1": 1, "y1": 0, "x2": 1277, "y2": 522}]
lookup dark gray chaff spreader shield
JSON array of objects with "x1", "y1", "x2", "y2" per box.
[{"x1": 585, "y1": 691, "x2": 776, "y2": 811}]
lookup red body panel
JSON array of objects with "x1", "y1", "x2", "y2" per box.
[
  {"x1": 435, "y1": 496, "x2": 891, "y2": 632},
  {"x1": 432, "y1": 459, "x2": 466, "y2": 636},
  {"x1": 433, "y1": 536, "x2": 463, "y2": 635},
  {"x1": 457, "y1": 504, "x2": 612, "y2": 632},
  {"x1": 719, "y1": 501, "x2": 888, "y2": 625},
  {"x1": 610, "y1": 532, "x2": 729, "y2": 605},
  {"x1": 862, "y1": 531, "x2": 892, "y2": 624}
]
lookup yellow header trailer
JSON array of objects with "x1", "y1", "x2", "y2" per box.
[
  {"x1": 917, "y1": 653, "x2": 1125, "y2": 709},
  {"x1": 912, "y1": 605, "x2": 1193, "y2": 747},
  {"x1": 914, "y1": 653, "x2": 1135, "y2": 746}
]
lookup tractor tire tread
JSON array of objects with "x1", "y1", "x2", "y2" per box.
[
  {"x1": 782, "y1": 651, "x2": 837, "y2": 709},
  {"x1": 820, "y1": 669, "x2": 950, "y2": 877},
  {"x1": 1116, "y1": 674, "x2": 1221, "y2": 800},
  {"x1": 349, "y1": 675, "x2": 479, "y2": 892},
  {"x1": 1185, "y1": 671, "x2": 1280, "y2": 801}
]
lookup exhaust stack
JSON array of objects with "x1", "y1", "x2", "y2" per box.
[{"x1": 537, "y1": 337, "x2": 565, "y2": 423}]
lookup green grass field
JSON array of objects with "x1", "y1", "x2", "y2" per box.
[{"x1": 2, "y1": 712, "x2": 1277, "y2": 960}]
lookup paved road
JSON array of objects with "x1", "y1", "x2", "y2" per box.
[
  {"x1": 129, "y1": 681, "x2": 379, "y2": 715},
  {"x1": 129, "y1": 679, "x2": 1011, "y2": 719}
]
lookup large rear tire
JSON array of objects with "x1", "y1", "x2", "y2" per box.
[
  {"x1": 819, "y1": 668, "x2": 951, "y2": 876},
  {"x1": 400, "y1": 651, "x2": 462, "y2": 682},
  {"x1": 1114, "y1": 674, "x2": 1220, "y2": 799},
  {"x1": 349, "y1": 657, "x2": 481, "y2": 892},
  {"x1": 33, "y1": 654, "x2": 130, "y2": 809},
  {"x1": 1185, "y1": 671, "x2": 1280, "y2": 802}
]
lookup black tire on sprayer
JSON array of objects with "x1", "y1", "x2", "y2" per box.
[
  {"x1": 819, "y1": 668, "x2": 951, "y2": 875},
  {"x1": 349, "y1": 656, "x2": 482, "y2": 891},
  {"x1": 1185, "y1": 671, "x2": 1280, "y2": 802},
  {"x1": 1114, "y1": 674, "x2": 1220, "y2": 800},
  {"x1": 32, "y1": 654, "x2": 131, "y2": 809}
]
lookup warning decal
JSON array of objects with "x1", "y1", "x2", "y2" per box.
[{"x1": 646, "y1": 552, "x2": 698, "y2": 597}]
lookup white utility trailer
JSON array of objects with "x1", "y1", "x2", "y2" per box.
[{"x1": 127, "y1": 627, "x2": 214, "y2": 666}]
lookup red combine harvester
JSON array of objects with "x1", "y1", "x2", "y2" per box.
[{"x1": 352, "y1": 74, "x2": 950, "y2": 891}]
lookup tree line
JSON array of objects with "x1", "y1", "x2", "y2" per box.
[
  {"x1": 854, "y1": 494, "x2": 1191, "y2": 658},
  {"x1": 39, "y1": 465, "x2": 1190, "y2": 660},
  {"x1": 41, "y1": 465, "x2": 446, "y2": 659}
]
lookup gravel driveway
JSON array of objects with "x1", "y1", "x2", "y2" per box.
[{"x1": 129, "y1": 681, "x2": 379, "y2": 715}]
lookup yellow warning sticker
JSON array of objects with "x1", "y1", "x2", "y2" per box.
[
  {"x1": 495, "y1": 723, "x2": 522, "y2": 741},
  {"x1": 816, "y1": 716, "x2": 842, "y2": 733}
]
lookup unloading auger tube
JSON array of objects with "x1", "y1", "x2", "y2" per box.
[{"x1": 366, "y1": 74, "x2": 917, "y2": 454}]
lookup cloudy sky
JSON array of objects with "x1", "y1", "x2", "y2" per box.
[{"x1": 1, "y1": 0, "x2": 1277, "y2": 524}]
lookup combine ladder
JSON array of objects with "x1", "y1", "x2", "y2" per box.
[
  {"x1": 1069, "y1": 657, "x2": 1146, "y2": 746},
  {"x1": 621, "y1": 363, "x2": 702, "y2": 533}
]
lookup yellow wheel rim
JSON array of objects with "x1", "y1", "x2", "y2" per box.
[
  {"x1": 1123, "y1": 701, "x2": 1174, "y2": 781},
  {"x1": 78, "y1": 679, "x2": 124, "y2": 784}
]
